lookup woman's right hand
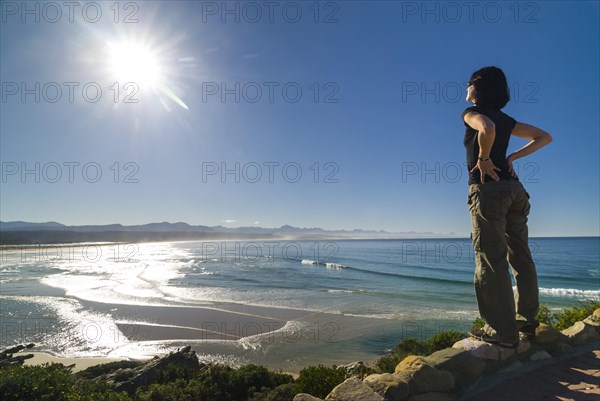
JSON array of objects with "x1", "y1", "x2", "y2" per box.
[{"x1": 506, "y1": 154, "x2": 518, "y2": 178}]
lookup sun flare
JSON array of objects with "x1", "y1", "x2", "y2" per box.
[
  {"x1": 107, "y1": 41, "x2": 162, "y2": 88},
  {"x1": 101, "y1": 36, "x2": 189, "y2": 110}
]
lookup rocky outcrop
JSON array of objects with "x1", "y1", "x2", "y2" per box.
[
  {"x1": 363, "y1": 373, "x2": 410, "y2": 400},
  {"x1": 98, "y1": 346, "x2": 202, "y2": 394},
  {"x1": 535, "y1": 323, "x2": 563, "y2": 344},
  {"x1": 0, "y1": 343, "x2": 35, "y2": 366},
  {"x1": 325, "y1": 377, "x2": 384, "y2": 401},
  {"x1": 424, "y1": 348, "x2": 485, "y2": 386},
  {"x1": 294, "y1": 394, "x2": 325, "y2": 401},
  {"x1": 300, "y1": 308, "x2": 600, "y2": 401},
  {"x1": 337, "y1": 361, "x2": 367, "y2": 379},
  {"x1": 561, "y1": 321, "x2": 600, "y2": 345}
]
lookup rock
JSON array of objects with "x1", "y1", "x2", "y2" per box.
[
  {"x1": 294, "y1": 394, "x2": 325, "y2": 401},
  {"x1": 554, "y1": 342, "x2": 573, "y2": 355},
  {"x1": 535, "y1": 323, "x2": 562, "y2": 345},
  {"x1": 0, "y1": 343, "x2": 36, "y2": 366},
  {"x1": 395, "y1": 355, "x2": 430, "y2": 373},
  {"x1": 326, "y1": 377, "x2": 384, "y2": 401},
  {"x1": 561, "y1": 321, "x2": 600, "y2": 345},
  {"x1": 499, "y1": 360, "x2": 523, "y2": 373},
  {"x1": 583, "y1": 316, "x2": 600, "y2": 331},
  {"x1": 593, "y1": 308, "x2": 600, "y2": 320},
  {"x1": 363, "y1": 373, "x2": 409, "y2": 401},
  {"x1": 101, "y1": 346, "x2": 201, "y2": 394},
  {"x1": 452, "y1": 338, "x2": 514, "y2": 361},
  {"x1": 337, "y1": 361, "x2": 367, "y2": 379},
  {"x1": 425, "y1": 348, "x2": 485, "y2": 386},
  {"x1": 516, "y1": 341, "x2": 531, "y2": 354},
  {"x1": 529, "y1": 350, "x2": 552, "y2": 361},
  {"x1": 407, "y1": 392, "x2": 453, "y2": 401},
  {"x1": 408, "y1": 365, "x2": 455, "y2": 395}
]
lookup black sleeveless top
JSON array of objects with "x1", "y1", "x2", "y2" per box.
[{"x1": 462, "y1": 105, "x2": 518, "y2": 184}]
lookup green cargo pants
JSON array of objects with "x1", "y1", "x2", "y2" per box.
[{"x1": 467, "y1": 179, "x2": 539, "y2": 343}]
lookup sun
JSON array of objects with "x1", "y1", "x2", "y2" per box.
[
  {"x1": 107, "y1": 41, "x2": 162, "y2": 88},
  {"x1": 100, "y1": 36, "x2": 189, "y2": 110}
]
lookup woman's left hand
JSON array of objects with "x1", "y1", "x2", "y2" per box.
[
  {"x1": 470, "y1": 159, "x2": 501, "y2": 183},
  {"x1": 506, "y1": 155, "x2": 518, "y2": 178}
]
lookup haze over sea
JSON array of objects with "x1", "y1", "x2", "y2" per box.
[{"x1": 1, "y1": 237, "x2": 598, "y2": 372}]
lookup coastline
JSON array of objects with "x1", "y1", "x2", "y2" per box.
[
  {"x1": 3, "y1": 237, "x2": 596, "y2": 375},
  {"x1": 23, "y1": 352, "x2": 129, "y2": 373},
  {"x1": 3, "y1": 289, "x2": 403, "y2": 373}
]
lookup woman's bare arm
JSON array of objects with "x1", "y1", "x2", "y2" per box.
[
  {"x1": 464, "y1": 111, "x2": 500, "y2": 183},
  {"x1": 506, "y1": 122, "x2": 553, "y2": 177}
]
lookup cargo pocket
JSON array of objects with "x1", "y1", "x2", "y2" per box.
[
  {"x1": 523, "y1": 192, "x2": 531, "y2": 216},
  {"x1": 470, "y1": 227, "x2": 482, "y2": 252},
  {"x1": 468, "y1": 191, "x2": 482, "y2": 252},
  {"x1": 467, "y1": 191, "x2": 479, "y2": 215}
]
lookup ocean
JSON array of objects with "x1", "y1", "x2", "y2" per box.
[{"x1": 1, "y1": 237, "x2": 598, "y2": 371}]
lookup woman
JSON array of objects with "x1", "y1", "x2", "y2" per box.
[{"x1": 462, "y1": 66, "x2": 552, "y2": 348}]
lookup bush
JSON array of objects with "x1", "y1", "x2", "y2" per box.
[
  {"x1": 472, "y1": 301, "x2": 600, "y2": 332},
  {"x1": 374, "y1": 353, "x2": 404, "y2": 374},
  {"x1": 553, "y1": 301, "x2": 600, "y2": 331},
  {"x1": 471, "y1": 317, "x2": 485, "y2": 331},
  {"x1": 135, "y1": 380, "x2": 188, "y2": 401},
  {"x1": 426, "y1": 331, "x2": 466, "y2": 351},
  {"x1": 248, "y1": 383, "x2": 297, "y2": 401},
  {"x1": 137, "y1": 364, "x2": 295, "y2": 401},
  {"x1": 537, "y1": 305, "x2": 554, "y2": 326},
  {"x1": 295, "y1": 365, "x2": 346, "y2": 399},
  {"x1": 0, "y1": 363, "x2": 131, "y2": 401},
  {"x1": 373, "y1": 331, "x2": 466, "y2": 374},
  {"x1": 394, "y1": 338, "x2": 429, "y2": 356}
]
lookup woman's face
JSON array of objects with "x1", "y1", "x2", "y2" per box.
[{"x1": 466, "y1": 84, "x2": 476, "y2": 103}]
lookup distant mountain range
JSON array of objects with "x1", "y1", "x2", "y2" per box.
[{"x1": 0, "y1": 220, "x2": 458, "y2": 244}]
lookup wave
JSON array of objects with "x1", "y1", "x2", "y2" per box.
[
  {"x1": 300, "y1": 259, "x2": 346, "y2": 269},
  {"x1": 327, "y1": 289, "x2": 355, "y2": 294},
  {"x1": 344, "y1": 265, "x2": 469, "y2": 286},
  {"x1": 297, "y1": 257, "x2": 468, "y2": 286},
  {"x1": 537, "y1": 287, "x2": 600, "y2": 299}
]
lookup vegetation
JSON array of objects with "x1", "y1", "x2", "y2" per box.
[
  {"x1": 536, "y1": 301, "x2": 600, "y2": 330},
  {"x1": 0, "y1": 363, "x2": 130, "y2": 401},
  {"x1": 2, "y1": 302, "x2": 597, "y2": 401},
  {"x1": 374, "y1": 331, "x2": 466, "y2": 373},
  {"x1": 294, "y1": 364, "x2": 346, "y2": 398},
  {"x1": 135, "y1": 364, "x2": 295, "y2": 401}
]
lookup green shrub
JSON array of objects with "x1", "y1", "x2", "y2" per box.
[
  {"x1": 536, "y1": 305, "x2": 554, "y2": 326},
  {"x1": 553, "y1": 301, "x2": 600, "y2": 331},
  {"x1": 471, "y1": 317, "x2": 485, "y2": 331},
  {"x1": 394, "y1": 338, "x2": 429, "y2": 356},
  {"x1": 295, "y1": 365, "x2": 346, "y2": 399},
  {"x1": 135, "y1": 380, "x2": 188, "y2": 401},
  {"x1": 374, "y1": 353, "x2": 404, "y2": 374},
  {"x1": 0, "y1": 363, "x2": 131, "y2": 401},
  {"x1": 248, "y1": 383, "x2": 297, "y2": 401},
  {"x1": 425, "y1": 331, "x2": 465, "y2": 351},
  {"x1": 136, "y1": 364, "x2": 294, "y2": 401},
  {"x1": 373, "y1": 331, "x2": 466, "y2": 374},
  {"x1": 474, "y1": 302, "x2": 600, "y2": 332}
]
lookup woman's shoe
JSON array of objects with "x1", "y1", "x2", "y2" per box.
[
  {"x1": 518, "y1": 322, "x2": 539, "y2": 342},
  {"x1": 469, "y1": 328, "x2": 519, "y2": 349}
]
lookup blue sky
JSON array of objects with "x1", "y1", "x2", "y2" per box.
[{"x1": 1, "y1": 0, "x2": 599, "y2": 237}]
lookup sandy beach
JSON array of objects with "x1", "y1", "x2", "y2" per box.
[{"x1": 23, "y1": 352, "x2": 127, "y2": 372}]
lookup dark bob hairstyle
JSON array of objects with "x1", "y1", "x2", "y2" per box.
[{"x1": 468, "y1": 66, "x2": 510, "y2": 109}]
